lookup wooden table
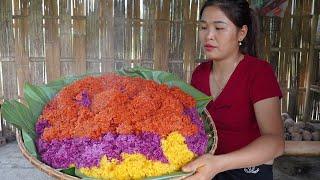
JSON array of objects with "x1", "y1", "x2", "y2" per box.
[{"x1": 284, "y1": 141, "x2": 320, "y2": 156}]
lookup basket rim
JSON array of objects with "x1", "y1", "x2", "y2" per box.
[
  {"x1": 16, "y1": 108, "x2": 218, "y2": 179},
  {"x1": 204, "y1": 108, "x2": 218, "y2": 154},
  {"x1": 16, "y1": 131, "x2": 79, "y2": 180}
]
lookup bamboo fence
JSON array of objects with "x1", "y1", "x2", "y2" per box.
[{"x1": 0, "y1": 0, "x2": 319, "y2": 139}]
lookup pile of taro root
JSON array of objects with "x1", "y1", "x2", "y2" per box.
[{"x1": 282, "y1": 113, "x2": 320, "y2": 141}]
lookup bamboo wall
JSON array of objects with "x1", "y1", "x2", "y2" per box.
[
  {"x1": 0, "y1": 0, "x2": 319, "y2": 137},
  {"x1": 258, "y1": 0, "x2": 320, "y2": 121}
]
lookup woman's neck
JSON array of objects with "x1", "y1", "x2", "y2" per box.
[{"x1": 212, "y1": 52, "x2": 244, "y2": 77}]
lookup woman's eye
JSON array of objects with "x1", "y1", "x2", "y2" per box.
[
  {"x1": 216, "y1": 27, "x2": 224, "y2": 30},
  {"x1": 200, "y1": 26, "x2": 207, "y2": 30}
]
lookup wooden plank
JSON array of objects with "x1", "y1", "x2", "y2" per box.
[
  {"x1": 73, "y1": 1, "x2": 87, "y2": 75},
  {"x1": 153, "y1": 0, "x2": 170, "y2": 71},
  {"x1": 285, "y1": 141, "x2": 320, "y2": 156},
  {"x1": 44, "y1": 0, "x2": 60, "y2": 81}
]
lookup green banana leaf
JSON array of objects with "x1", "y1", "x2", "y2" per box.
[
  {"x1": 75, "y1": 169, "x2": 97, "y2": 180},
  {"x1": 1, "y1": 100, "x2": 36, "y2": 140},
  {"x1": 144, "y1": 171, "x2": 195, "y2": 180},
  {"x1": 0, "y1": 68, "x2": 213, "y2": 180},
  {"x1": 117, "y1": 66, "x2": 212, "y2": 113},
  {"x1": 22, "y1": 130, "x2": 38, "y2": 158}
]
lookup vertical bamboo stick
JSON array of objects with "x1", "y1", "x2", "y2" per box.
[
  {"x1": 44, "y1": 0, "x2": 60, "y2": 81},
  {"x1": 13, "y1": 0, "x2": 30, "y2": 99},
  {"x1": 100, "y1": 0, "x2": 115, "y2": 73},
  {"x1": 133, "y1": 0, "x2": 141, "y2": 65},
  {"x1": 153, "y1": 0, "x2": 170, "y2": 71},
  {"x1": 73, "y1": 0, "x2": 86, "y2": 75},
  {"x1": 303, "y1": 0, "x2": 319, "y2": 121},
  {"x1": 183, "y1": 0, "x2": 197, "y2": 82},
  {"x1": 125, "y1": 0, "x2": 133, "y2": 63},
  {"x1": 279, "y1": 0, "x2": 293, "y2": 114}
]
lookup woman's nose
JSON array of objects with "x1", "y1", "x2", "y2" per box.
[{"x1": 205, "y1": 29, "x2": 215, "y2": 41}]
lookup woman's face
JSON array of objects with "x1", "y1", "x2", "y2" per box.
[{"x1": 199, "y1": 6, "x2": 246, "y2": 60}]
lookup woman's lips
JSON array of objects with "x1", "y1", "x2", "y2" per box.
[{"x1": 204, "y1": 44, "x2": 217, "y2": 52}]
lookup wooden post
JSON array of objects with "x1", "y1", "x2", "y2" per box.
[
  {"x1": 44, "y1": 0, "x2": 61, "y2": 81},
  {"x1": 153, "y1": 0, "x2": 170, "y2": 71},
  {"x1": 73, "y1": 1, "x2": 86, "y2": 75}
]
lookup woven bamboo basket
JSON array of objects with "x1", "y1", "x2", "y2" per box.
[{"x1": 16, "y1": 108, "x2": 218, "y2": 180}]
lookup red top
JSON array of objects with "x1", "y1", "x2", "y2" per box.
[{"x1": 191, "y1": 55, "x2": 282, "y2": 155}]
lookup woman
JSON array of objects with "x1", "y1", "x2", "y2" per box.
[{"x1": 182, "y1": 0, "x2": 284, "y2": 179}]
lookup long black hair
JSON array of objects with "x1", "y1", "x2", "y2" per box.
[{"x1": 200, "y1": 0, "x2": 260, "y2": 57}]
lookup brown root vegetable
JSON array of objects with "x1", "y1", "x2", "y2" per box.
[
  {"x1": 291, "y1": 132, "x2": 302, "y2": 141},
  {"x1": 281, "y1": 113, "x2": 291, "y2": 120},
  {"x1": 312, "y1": 131, "x2": 320, "y2": 141},
  {"x1": 305, "y1": 122, "x2": 316, "y2": 132},
  {"x1": 284, "y1": 132, "x2": 291, "y2": 140},
  {"x1": 288, "y1": 126, "x2": 300, "y2": 134},
  {"x1": 295, "y1": 121, "x2": 305, "y2": 129},
  {"x1": 302, "y1": 130, "x2": 312, "y2": 141},
  {"x1": 284, "y1": 118, "x2": 295, "y2": 129}
]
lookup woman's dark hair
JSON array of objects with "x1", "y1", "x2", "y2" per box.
[{"x1": 200, "y1": 0, "x2": 260, "y2": 57}]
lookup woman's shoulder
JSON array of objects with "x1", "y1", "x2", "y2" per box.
[
  {"x1": 244, "y1": 55, "x2": 275, "y2": 73},
  {"x1": 192, "y1": 60, "x2": 212, "y2": 75}
]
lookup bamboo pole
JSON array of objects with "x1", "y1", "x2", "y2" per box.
[
  {"x1": 100, "y1": 0, "x2": 115, "y2": 73},
  {"x1": 73, "y1": 0, "x2": 86, "y2": 75},
  {"x1": 133, "y1": 0, "x2": 141, "y2": 65},
  {"x1": 0, "y1": 0, "x2": 12, "y2": 100},
  {"x1": 153, "y1": 0, "x2": 170, "y2": 71},
  {"x1": 44, "y1": 0, "x2": 60, "y2": 81},
  {"x1": 303, "y1": 0, "x2": 319, "y2": 121},
  {"x1": 13, "y1": 0, "x2": 30, "y2": 98},
  {"x1": 183, "y1": 0, "x2": 197, "y2": 82},
  {"x1": 279, "y1": 0, "x2": 293, "y2": 114},
  {"x1": 1, "y1": 0, "x2": 17, "y2": 101}
]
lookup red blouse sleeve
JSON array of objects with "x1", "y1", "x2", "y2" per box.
[{"x1": 250, "y1": 63, "x2": 283, "y2": 104}]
